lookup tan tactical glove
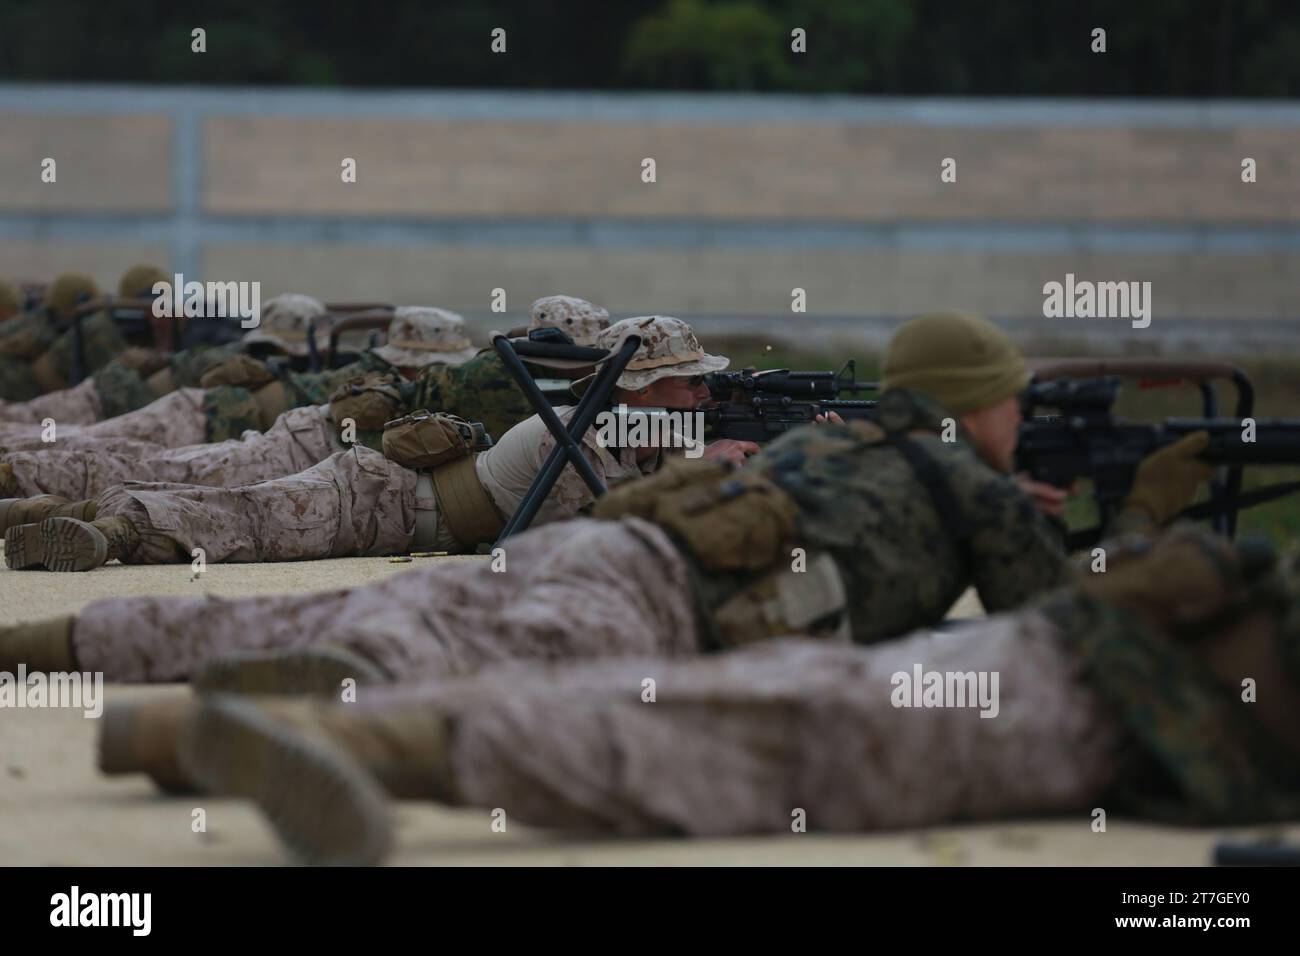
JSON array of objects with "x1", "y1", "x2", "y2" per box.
[
  {"x1": 1120, "y1": 431, "x2": 1215, "y2": 526},
  {"x1": 199, "y1": 354, "x2": 275, "y2": 390}
]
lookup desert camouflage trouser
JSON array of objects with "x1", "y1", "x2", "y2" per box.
[
  {"x1": 70, "y1": 517, "x2": 698, "y2": 683},
  {"x1": 94, "y1": 444, "x2": 415, "y2": 566},
  {"x1": 3, "y1": 405, "x2": 342, "y2": 500},
  {"x1": 0, "y1": 376, "x2": 102, "y2": 425},
  {"x1": 0, "y1": 388, "x2": 208, "y2": 451},
  {"x1": 371, "y1": 611, "x2": 1122, "y2": 835}
]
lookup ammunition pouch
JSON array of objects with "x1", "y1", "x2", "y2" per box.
[
  {"x1": 329, "y1": 372, "x2": 407, "y2": 431},
  {"x1": 592, "y1": 457, "x2": 798, "y2": 572},
  {"x1": 251, "y1": 380, "x2": 291, "y2": 430},
  {"x1": 713, "y1": 551, "x2": 850, "y2": 648},
  {"x1": 382, "y1": 409, "x2": 485, "y2": 471}
]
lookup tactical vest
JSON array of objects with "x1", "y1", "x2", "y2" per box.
[{"x1": 594, "y1": 416, "x2": 974, "y2": 652}]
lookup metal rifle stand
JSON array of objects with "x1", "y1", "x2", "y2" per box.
[{"x1": 493, "y1": 332, "x2": 642, "y2": 544}]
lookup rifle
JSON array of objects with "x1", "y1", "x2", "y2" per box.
[
  {"x1": 1017, "y1": 374, "x2": 1300, "y2": 545},
  {"x1": 702, "y1": 360, "x2": 878, "y2": 443}
]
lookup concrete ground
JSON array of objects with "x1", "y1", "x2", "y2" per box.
[{"x1": 2, "y1": 556, "x2": 1294, "y2": 866}]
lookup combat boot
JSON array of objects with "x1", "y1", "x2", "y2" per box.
[
  {"x1": 0, "y1": 494, "x2": 97, "y2": 535},
  {"x1": 4, "y1": 513, "x2": 137, "y2": 572},
  {"x1": 192, "y1": 644, "x2": 391, "y2": 697},
  {"x1": 0, "y1": 614, "x2": 77, "y2": 672},
  {"x1": 99, "y1": 694, "x2": 202, "y2": 794},
  {"x1": 179, "y1": 695, "x2": 455, "y2": 865}
]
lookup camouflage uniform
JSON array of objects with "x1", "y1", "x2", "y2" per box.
[
  {"x1": 71, "y1": 517, "x2": 696, "y2": 682},
  {"x1": 0, "y1": 299, "x2": 605, "y2": 505},
  {"x1": 8, "y1": 315, "x2": 713, "y2": 572},
  {"x1": 0, "y1": 388, "x2": 211, "y2": 453},
  {"x1": 69, "y1": 519, "x2": 1300, "y2": 841},
  {"x1": 232, "y1": 588, "x2": 1300, "y2": 847},
  {"x1": 0, "y1": 311, "x2": 505, "y2": 499},
  {"x1": 3, "y1": 406, "x2": 342, "y2": 502},
  {"x1": 74, "y1": 527, "x2": 1299, "y2": 862},
  {"x1": 1, "y1": 354, "x2": 537, "y2": 501},
  {"x1": 416, "y1": 294, "x2": 613, "y2": 441},
  {"x1": 688, "y1": 388, "x2": 1071, "y2": 648},
  {"x1": 347, "y1": 614, "x2": 1122, "y2": 837},
  {"x1": 41, "y1": 310, "x2": 128, "y2": 382},
  {"x1": 0, "y1": 308, "x2": 54, "y2": 402},
  {"x1": 0, "y1": 297, "x2": 335, "y2": 452},
  {"x1": 415, "y1": 352, "x2": 531, "y2": 446},
  {"x1": 0, "y1": 273, "x2": 99, "y2": 401},
  {"x1": 0, "y1": 268, "x2": 167, "y2": 402},
  {"x1": 83, "y1": 400, "x2": 657, "y2": 565},
  {"x1": 0, "y1": 288, "x2": 332, "y2": 426}
]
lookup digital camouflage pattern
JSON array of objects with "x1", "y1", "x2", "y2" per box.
[
  {"x1": 170, "y1": 342, "x2": 246, "y2": 388},
  {"x1": 0, "y1": 405, "x2": 342, "y2": 500},
  {"x1": 0, "y1": 310, "x2": 54, "y2": 400},
  {"x1": 1, "y1": 352, "x2": 538, "y2": 498},
  {"x1": 0, "y1": 388, "x2": 208, "y2": 452},
  {"x1": 687, "y1": 388, "x2": 1072, "y2": 647},
  {"x1": 68, "y1": 517, "x2": 696, "y2": 683},
  {"x1": 0, "y1": 310, "x2": 55, "y2": 359},
  {"x1": 416, "y1": 350, "x2": 541, "y2": 442},
  {"x1": 371, "y1": 307, "x2": 478, "y2": 368},
  {"x1": 91, "y1": 362, "x2": 158, "y2": 419},
  {"x1": 182, "y1": 352, "x2": 394, "y2": 444},
  {"x1": 42, "y1": 309, "x2": 129, "y2": 382},
  {"x1": 0, "y1": 357, "x2": 47, "y2": 403},
  {"x1": 527, "y1": 294, "x2": 610, "y2": 346},
  {"x1": 284, "y1": 351, "x2": 391, "y2": 407},
  {"x1": 590, "y1": 314, "x2": 729, "y2": 391},
  {"x1": 0, "y1": 377, "x2": 101, "y2": 425},
  {"x1": 64, "y1": 515, "x2": 1297, "y2": 835},
  {"x1": 94, "y1": 445, "x2": 416, "y2": 567},
  {"x1": 201, "y1": 385, "x2": 265, "y2": 442},
  {"x1": 351, "y1": 609, "x2": 1116, "y2": 837},
  {"x1": 1042, "y1": 590, "x2": 1300, "y2": 825}
]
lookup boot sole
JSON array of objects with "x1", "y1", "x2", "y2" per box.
[
  {"x1": 3, "y1": 521, "x2": 42, "y2": 569},
  {"x1": 4, "y1": 517, "x2": 107, "y2": 572},
  {"x1": 192, "y1": 645, "x2": 389, "y2": 697},
  {"x1": 179, "y1": 697, "x2": 392, "y2": 867},
  {"x1": 0, "y1": 497, "x2": 96, "y2": 538}
]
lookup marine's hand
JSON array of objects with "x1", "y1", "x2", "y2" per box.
[
  {"x1": 814, "y1": 411, "x2": 845, "y2": 425},
  {"x1": 1122, "y1": 431, "x2": 1215, "y2": 525},
  {"x1": 1015, "y1": 474, "x2": 1070, "y2": 518},
  {"x1": 703, "y1": 439, "x2": 759, "y2": 466}
]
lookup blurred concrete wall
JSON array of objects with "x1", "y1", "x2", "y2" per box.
[{"x1": 2, "y1": 86, "x2": 1297, "y2": 345}]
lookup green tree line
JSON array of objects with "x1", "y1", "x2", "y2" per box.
[{"x1": 1, "y1": 0, "x2": 1297, "y2": 96}]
